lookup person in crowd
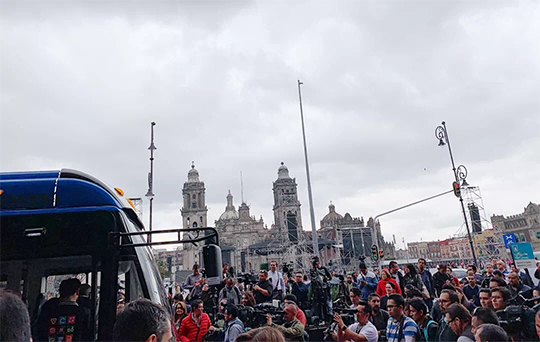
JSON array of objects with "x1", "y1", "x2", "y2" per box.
[
  {"x1": 184, "y1": 264, "x2": 201, "y2": 291},
  {"x1": 507, "y1": 271, "x2": 532, "y2": 299},
  {"x1": 389, "y1": 261, "x2": 405, "y2": 292},
  {"x1": 173, "y1": 301, "x2": 188, "y2": 339},
  {"x1": 381, "y1": 282, "x2": 396, "y2": 311},
  {"x1": 349, "y1": 288, "x2": 362, "y2": 309},
  {"x1": 236, "y1": 326, "x2": 286, "y2": 342},
  {"x1": 209, "y1": 304, "x2": 244, "y2": 342},
  {"x1": 454, "y1": 287, "x2": 475, "y2": 313},
  {"x1": 404, "y1": 286, "x2": 424, "y2": 301},
  {"x1": 177, "y1": 299, "x2": 211, "y2": 342},
  {"x1": 218, "y1": 277, "x2": 242, "y2": 305},
  {"x1": 367, "y1": 293, "x2": 389, "y2": 339},
  {"x1": 241, "y1": 292, "x2": 256, "y2": 307},
  {"x1": 435, "y1": 289, "x2": 459, "y2": 342},
  {"x1": 433, "y1": 265, "x2": 453, "y2": 297},
  {"x1": 478, "y1": 288, "x2": 493, "y2": 310},
  {"x1": 466, "y1": 265, "x2": 483, "y2": 284},
  {"x1": 77, "y1": 283, "x2": 92, "y2": 312},
  {"x1": 0, "y1": 289, "x2": 32, "y2": 342},
  {"x1": 283, "y1": 294, "x2": 307, "y2": 326},
  {"x1": 386, "y1": 294, "x2": 419, "y2": 342},
  {"x1": 491, "y1": 287, "x2": 510, "y2": 312},
  {"x1": 291, "y1": 272, "x2": 309, "y2": 311},
  {"x1": 188, "y1": 278, "x2": 205, "y2": 304},
  {"x1": 269, "y1": 261, "x2": 286, "y2": 300},
  {"x1": 470, "y1": 307, "x2": 498, "y2": 335},
  {"x1": 418, "y1": 258, "x2": 436, "y2": 304},
  {"x1": 377, "y1": 269, "x2": 402, "y2": 297},
  {"x1": 462, "y1": 273, "x2": 480, "y2": 307},
  {"x1": 473, "y1": 323, "x2": 510, "y2": 342},
  {"x1": 357, "y1": 262, "x2": 378, "y2": 301},
  {"x1": 480, "y1": 264, "x2": 495, "y2": 288},
  {"x1": 488, "y1": 277, "x2": 506, "y2": 290},
  {"x1": 447, "y1": 268, "x2": 461, "y2": 288},
  {"x1": 334, "y1": 301, "x2": 378, "y2": 342},
  {"x1": 403, "y1": 264, "x2": 425, "y2": 293},
  {"x1": 510, "y1": 263, "x2": 534, "y2": 288},
  {"x1": 407, "y1": 298, "x2": 438, "y2": 342},
  {"x1": 254, "y1": 270, "x2": 274, "y2": 304},
  {"x1": 535, "y1": 310, "x2": 540, "y2": 339},
  {"x1": 346, "y1": 274, "x2": 356, "y2": 292},
  {"x1": 445, "y1": 304, "x2": 474, "y2": 342},
  {"x1": 266, "y1": 304, "x2": 305, "y2": 342},
  {"x1": 496, "y1": 260, "x2": 509, "y2": 276},
  {"x1": 36, "y1": 278, "x2": 92, "y2": 342},
  {"x1": 113, "y1": 298, "x2": 172, "y2": 342}
]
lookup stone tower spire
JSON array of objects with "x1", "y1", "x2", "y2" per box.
[{"x1": 272, "y1": 162, "x2": 303, "y2": 243}]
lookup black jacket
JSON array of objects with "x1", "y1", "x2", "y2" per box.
[{"x1": 433, "y1": 272, "x2": 452, "y2": 296}]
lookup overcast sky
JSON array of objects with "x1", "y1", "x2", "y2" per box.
[{"x1": 1, "y1": 0, "x2": 539, "y2": 249}]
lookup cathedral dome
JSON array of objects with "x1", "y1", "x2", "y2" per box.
[
  {"x1": 218, "y1": 191, "x2": 239, "y2": 221},
  {"x1": 321, "y1": 202, "x2": 343, "y2": 222},
  {"x1": 277, "y1": 162, "x2": 290, "y2": 179},
  {"x1": 188, "y1": 162, "x2": 200, "y2": 182}
]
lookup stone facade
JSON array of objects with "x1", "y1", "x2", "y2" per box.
[
  {"x1": 491, "y1": 202, "x2": 540, "y2": 251},
  {"x1": 272, "y1": 163, "x2": 303, "y2": 244}
]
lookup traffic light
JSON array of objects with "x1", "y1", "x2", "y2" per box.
[
  {"x1": 453, "y1": 181, "x2": 461, "y2": 198},
  {"x1": 371, "y1": 244, "x2": 379, "y2": 261},
  {"x1": 379, "y1": 250, "x2": 384, "y2": 259}
]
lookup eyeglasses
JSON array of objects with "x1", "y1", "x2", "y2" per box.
[{"x1": 386, "y1": 305, "x2": 396, "y2": 309}]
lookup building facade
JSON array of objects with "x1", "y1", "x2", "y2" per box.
[
  {"x1": 491, "y1": 202, "x2": 540, "y2": 251},
  {"x1": 272, "y1": 163, "x2": 303, "y2": 244}
]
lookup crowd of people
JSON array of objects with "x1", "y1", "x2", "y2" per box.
[{"x1": 3, "y1": 257, "x2": 540, "y2": 342}]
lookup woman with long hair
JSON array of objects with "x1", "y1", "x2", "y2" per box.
[
  {"x1": 403, "y1": 264, "x2": 426, "y2": 291},
  {"x1": 241, "y1": 291, "x2": 256, "y2": 307},
  {"x1": 376, "y1": 269, "x2": 402, "y2": 297},
  {"x1": 173, "y1": 301, "x2": 188, "y2": 340}
]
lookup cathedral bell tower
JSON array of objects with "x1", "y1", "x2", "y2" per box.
[
  {"x1": 180, "y1": 162, "x2": 208, "y2": 269},
  {"x1": 272, "y1": 162, "x2": 303, "y2": 244}
]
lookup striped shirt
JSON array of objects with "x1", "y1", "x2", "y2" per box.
[{"x1": 386, "y1": 316, "x2": 419, "y2": 342}]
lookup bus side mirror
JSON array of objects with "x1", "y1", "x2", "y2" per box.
[{"x1": 203, "y1": 244, "x2": 222, "y2": 286}]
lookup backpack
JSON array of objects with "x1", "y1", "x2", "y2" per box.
[{"x1": 420, "y1": 319, "x2": 437, "y2": 342}]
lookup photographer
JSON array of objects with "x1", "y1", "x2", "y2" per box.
[
  {"x1": 269, "y1": 261, "x2": 286, "y2": 300},
  {"x1": 334, "y1": 301, "x2": 378, "y2": 342},
  {"x1": 218, "y1": 278, "x2": 242, "y2": 305},
  {"x1": 310, "y1": 256, "x2": 332, "y2": 322},
  {"x1": 292, "y1": 272, "x2": 309, "y2": 311},
  {"x1": 267, "y1": 304, "x2": 305, "y2": 342},
  {"x1": 368, "y1": 293, "x2": 389, "y2": 341},
  {"x1": 471, "y1": 308, "x2": 498, "y2": 335},
  {"x1": 209, "y1": 304, "x2": 244, "y2": 342},
  {"x1": 284, "y1": 294, "x2": 307, "y2": 326},
  {"x1": 254, "y1": 270, "x2": 274, "y2": 304},
  {"x1": 493, "y1": 286, "x2": 536, "y2": 341}
]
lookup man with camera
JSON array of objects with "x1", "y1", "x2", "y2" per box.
[
  {"x1": 333, "y1": 301, "x2": 378, "y2": 342},
  {"x1": 367, "y1": 293, "x2": 389, "y2": 341},
  {"x1": 267, "y1": 304, "x2": 305, "y2": 342},
  {"x1": 218, "y1": 278, "x2": 242, "y2": 305},
  {"x1": 254, "y1": 270, "x2": 274, "y2": 304},
  {"x1": 492, "y1": 286, "x2": 536, "y2": 340},
  {"x1": 209, "y1": 304, "x2": 244, "y2": 342},
  {"x1": 292, "y1": 272, "x2": 309, "y2": 311},
  {"x1": 310, "y1": 256, "x2": 332, "y2": 322}
]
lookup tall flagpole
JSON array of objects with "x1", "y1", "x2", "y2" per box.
[
  {"x1": 145, "y1": 122, "x2": 156, "y2": 242},
  {"x1": 297, "y1": 80, "x2": 319, "y2": 257}
]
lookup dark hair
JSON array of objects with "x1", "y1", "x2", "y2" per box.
[
  {"x1": 388, "y1": 294, "x2": 405, "y2": 308},
  {"x1": 226, "y1": 304, "x2": 239, "y2": 318},
  {"x1": 408, "y1": 298, "x2": 428, "y2": 316},
  {"x1": 476, "y1": 323, "x2": 510, "y2": 342},
  {"x1": 489, "y1": 278, "x2": 506, "y2": 287},
  {"x1": 468, "y1": 264, "x2": 477, "y2": 272},
  {"x1": 405, "y1": 264, "x2": 417, "y2": 276},
  {"x1": 173, "y1": 293, "x2": 184, "y2": 301},
  {"x1": 472, "y1": 307, "x2": 499, "y2": 325},
  {"x1": 295, "y1": 272, "x2": 303, "y2": 276},
  {"x1": 441, "y1": 283, "x2": 456, "y2": 291},
  {"x1": 447, "y1": 303, "x2": 471, "y2": 323},
  {"x1": 284, "y1": 294, "x2": 298, "y2": 304},
  {"x1": 479, "y1": 288, "x2": 491, "y2": 296},
  {"x1": 242, "y1": 292, "x2": 256, "y2": 307},
  {"x1": 440, "y1": 289, "x2": 459, "y2": 304},
  {"x1": 59, "y1": 278, "x2": 82, "y2": 297},
  {"x1": 113, "y1": 298, "x2": 170, "y2": 341},
  {"x1": 192, "y1": 299, "x2": 204, "y2": 309},
  {"x1": 350, "y1": 288, "x2": 362, "y2": 297},
  {"x1": 491, "y1": 287, "x2": 511, "y2": 302},
  {"x1": 236, "y1": 326, "x2": 286, "y2": 342},
  {"x1": 406, "y1": 287, "x2": 423, "y2": 299},
  {"x1": 493, "y1": 270, "x2": 504, "y2": 278},
  {"x1": 0, "y1": 289, "x2": 31, "y2": 342},
  {"x1": 389, "y1": 261, "x2": 398, "y2": 268},
  {"x1": 359, "y1": 262, "x2": 367, "y2": 270},
  {"x1": 418, "y1": 258, "x2": 426, "y2": 263},
  {"x1": 79, "y1": 283, "x2": 91, "y2": 297},
  {"x1": 367, "y1": 293, "x2": 380, "y2": 301},
  {"x1": 385, "y1": 281, "x2": 396, "y2": 289},
  {"x1": 357, "y1": 300, "x2": 372, "y2": 315},
  {"x1": 438, "y1": 264, "x2": 447, "y2": 270}
]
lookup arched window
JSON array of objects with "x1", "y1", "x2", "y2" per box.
[
  {"x1": 193, "y1": 222, "x2": 198, "y2": 228},
  {"x1": 192, "y1": 194, "x2": 196, "y2": 199}
]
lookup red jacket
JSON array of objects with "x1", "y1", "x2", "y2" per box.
[
  {"x1": 376, "y1": 278, "x2": 402, "y2": 297},
  {"x1": 178, "y1": 313, "x2": 211, "y2": 342}
]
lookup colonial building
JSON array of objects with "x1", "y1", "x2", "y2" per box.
[
  {"x1": 272, "y1": 162, "x2": 303, "y2": 244},
  {"x1": 491, "y1": 202, "x2": 540, "y2": 251},
  {"x1": 180, "y1": 163, "x2": 208, "y2": 270}
]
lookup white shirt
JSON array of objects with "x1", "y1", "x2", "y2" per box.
[
  {"x1": 347, "y1": 321, "x2": 378, "y2": 342},
  {"x1": 268, "y1": 270, "x2": 284, "y2": 291}
]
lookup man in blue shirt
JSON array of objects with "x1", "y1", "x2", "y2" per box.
[
  {"x1": 418, "y1": 258, "x2": 435, "y2": 309},
  {"x1": 357, "y1": 263, "x2": 378, "y2": 301},
  {"x1": 292, "y1": 272, "x2": 309, "y2": 311}
]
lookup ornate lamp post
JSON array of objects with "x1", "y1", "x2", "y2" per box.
[
  {"x1": 435, "y1": 121, "x2": 477, "y2": 265},
  {"x1": 146, "y1": 122, "x2": 156, "y2": 242}
]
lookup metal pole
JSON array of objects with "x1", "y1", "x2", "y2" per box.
[
  {"x1": 297, "y1": 80, "x2": 319, "y2": 257},
  {"x1": 441, "y1": 122, "x2": 478, "y2": 266},
  {"x1": 146, "y1": 122, "x2": 156, "y2": 243}
]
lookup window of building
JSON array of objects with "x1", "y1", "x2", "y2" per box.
[
  {"x1": 192, "y1": 194, "x2": 196, "y2": 199},
  {"x1": 536, "y1": 232, "x2": 540, "y2": 239},
  {"x1": 520, "y1": 234, "x2": 526, "y2": 242}
]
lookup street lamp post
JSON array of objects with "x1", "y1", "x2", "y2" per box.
[
  {"x1": 435, "y1": 121, "x2": 478, "y2": 266},
  {"x1": 146, "y1": 122, "x2": 156, "y2": 243}
]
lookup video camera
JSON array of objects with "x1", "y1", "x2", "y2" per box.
[
  {"x1": 238, "y1": 303, "x2": 285, "y2": 328},
  {"x1": 497, "y1": 296, "x2": 538, "y2": 339},
  {"x1": 237, "y1": 273, "x2": 258, "y2": 285},
  {"x1": 282, "y1": 262, "x2": 294, "y2": 279}
]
